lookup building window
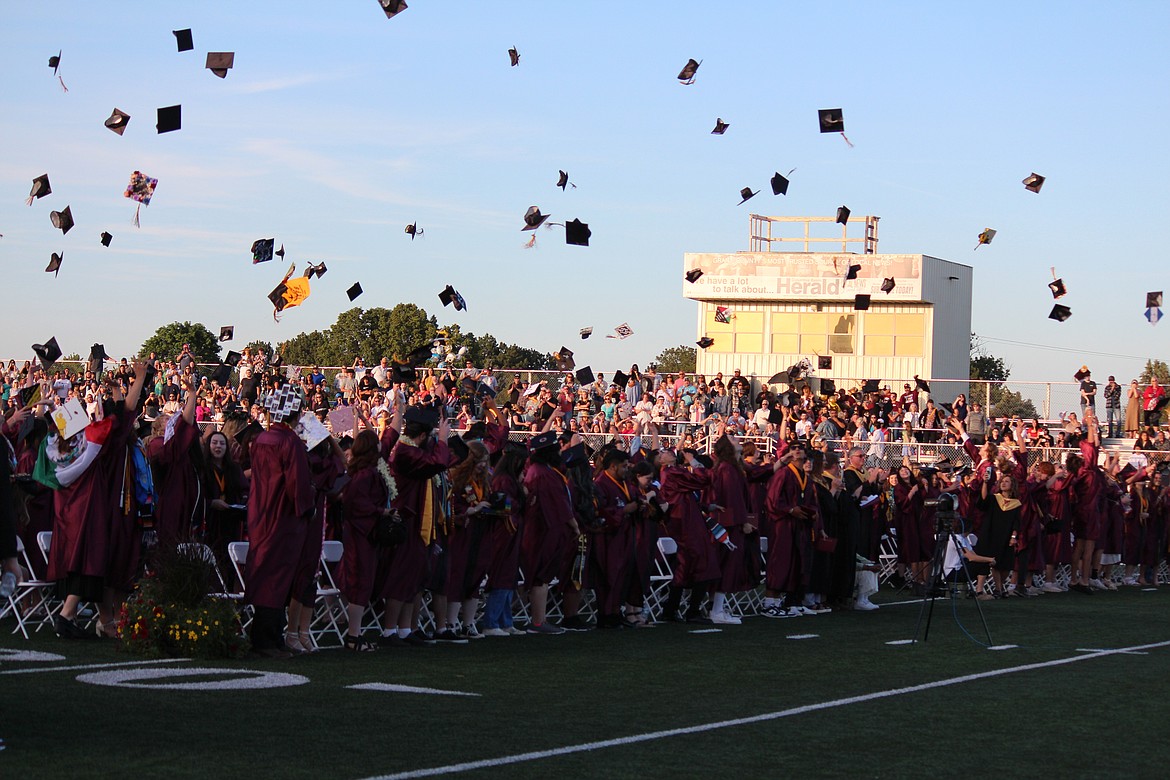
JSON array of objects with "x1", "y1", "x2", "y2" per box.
[
  {"x1": 829, "y1": 314, "x2": 855, "y2": 354},
  {"x1": 862, "y1": 312, "x2": 924, "y2": 357},
  {"x1": 704, "y1": 306, "x2": 764, "y2": 353}
]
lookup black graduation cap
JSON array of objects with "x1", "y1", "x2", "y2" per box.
[
  {"x1": 33, "y1": 337, "x2": 62, "y2": 372},
  {"x1": 612, "y1": 370, "x2": 629, "y2": 388},
  {"x1": 206, "y1": 52, "x2": 234, "y2": 78},
  {"x1": 836, "y1": 206, "x2": 850, "y2": 226},
  {"x1": 404, "y1": 404, "x2": 440, "y2": 429},
  {"x1": 939, "y1": 402, "x2": 954, "y2": 414},
  {"x1": 1073, "y1": 366, "x2": 1090, "y2": 381},
  {"x1": 818, "y1": 378, "x2": 836, "y2": 396},
  {"x1": 818, "y1": 356, "x2": 832, "y2": 370},
  {"x1": 818, "y1": 108, "x2": 844, "y2": 133},
  {"x1": 391, "y1": 362, "x2": 416, "y2": 384},
  {"x1": 975, "y1": 228, "x2": 996, "y2": 249},
  {"x1": 844, "y1": 263, "x2": 861, "y2": 281},
  {"x1": 46, "y1": 252, "x2": 63, "y2": 279},
  {"x1": 50, "y1": 206, "x2": 74, "y2": 234},
  {"x1": 447, "y1": 434, "x2": 470, "y2": 463},
  {"x1": 378, "y1": 0, "x2": 408, "y2": 19},
  {"x1": 1022, "y1": 173, "x2": 1045, "y2": 193},
  {"x1": 210, "y1": 363, "x2": 232, "y2": 386},
  {"x1": 854, "y1": 294, "x2": 871, "y2": 311},
  {"x1": 712, "y1": 118, "x2": 729, "y2": 134},
  {"x1": 557, "y1": 170, "x2": 575, "y2": 190},
  {"x1": 219, "y1": 326, "x2": 235, "y2": 342},
  {"x1": 881, "y1": 277, "x2": 895, "y2": 294},
  {"x1": 459, "y1": 376, "x2": 478, "y2": 396},
  {"x1": 347, "y1": 282, "x2": 363, "y2": 301},
  {"x1": 677, "y1": 58, "x2": 701, "y2": 84},
  {"x1": 556, "y1": 347, "x2": 575, "y2": 371},
  {"x1": 156, "y1": 105, "x2": 181, "y2": 133},
  {"x1": 768, "y1": 407, "x2": 786, "y2": 424},
  {"x1": 1049, "y1": 304, "x2": 1072, "y2": 322},
  {"x1": 275, "y1": 244, "x2": 286, "y2": 260},
  {"x1": 738, "y1": 187, "x2": 758, "y2": 205},
  {"x1": 862, "y1": 379, "x2": 880, "y2": 394},
  {"x1": 439, "y1": 284, "x2": 467, "y2": 311},
  {"x1": 579, "y1": 327, "x2": 593, "y2": 339},
  {"x1": 1048, "y1": 278, "x2": 1067, "y2": 299},
  {"x1": 100, "y1": 231, "x2": 113, "y2": 247},
  {"x1": 405, "y1": 222, "x2": 422, "y2": 239},
  {"x1": 224, "y1": 350, "x2": 243, "y2": 368},
  {"x1": 405, "y1": 343, "x2": 433, "y2": 365},
  {"x1": 522, "y1": 206, "x2": 550, "y2": 230},
  {"x1": 914, "y1": 375, "x2": 931, "y2": 393},
  {"x1": 173, "y1": 29, "x2": 194, "y2": 52},
  {"x1": 508, "y1": 46, "x2": 520, "y2": 66},
  {"x1": 771, "y1": 172, "x2": 790, "y2": 196},
  {"x1": 565, "y1": 218, "x2": 591, "y2": 246},
  {"x1": 49, "y1": 50, "x2": 61, "y2": 74},
  {"x1": 575, "y1": 366, "x2": 595, "y2": 385},
  {"x1": 697, "y1": 336, "x2": 715, "y2": 349},
  {"x1": 304, "y1": 262, "x2": 327, "y2": 279},
  {"x1": 1146, "y1": 291, "x2": 1163, "y2": 308},
  {"x1": 28, "y1": 174, "x2": 51, "y2": 202},
  {"x1": 104, "y1": 108, "x2": 130, "y2": 135},
  {"x1": 233, "y1": 419, "x2": 263, "y2": 445},
  {"x1": 251, "y1": 238, "x2": 274, "y2": 264},
  {"x1": 685, "y1": 268, "x2": 704, "y2": 283}
]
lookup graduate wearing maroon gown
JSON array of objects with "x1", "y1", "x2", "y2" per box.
[
  {"x1": 659, "y1": 452, "x2": 720, "y2": 621},
  {"x1": 147, "y1": 394, "x2": 204, "y2": 546},
  {"x1": 764, "y1": 450, "x2": 819, "y2": 600},
  {"x1": 103, "y1": 403, "x2": 146, "y2": 594},
  {"x1": 589, "y1": 450, "x2": 637, "y2": 627},
  {"x1": 707, "y1": 447, "x2": 759, "y2": 596},
  {"x1": 520, "y1": 430, "x2": 579, "y2": 632},
  {"x1": 340, "y1": 459, "x2": 388, "y2": 608}
]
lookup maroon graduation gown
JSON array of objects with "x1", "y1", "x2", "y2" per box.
[
  {"x1": 486, "y1": 471, "x2": 524, "y2": 590},
  {"x1": 660, "y1": 465, "x2": 720, "y2": 587},
  {"x1": 764, "y1": 463, "x2": 818, "y2": 594},
  {"x1": 707, "y1": 461, "x2": 752, "y2": 593},
  {"x1": 588, "y1": 472, "x2": 636, "y2": 615},
  {"x1": 380, "y1": 437, "x2": 455, "y2": 602},
  {"x1": 339, "y1": 466, "x2": 386, "y2": 606},
  {"x1": 520, "y1": 462, "x2": 576, "y2": 588},
  {"x1": 147, "y1": 415, "x2": 203, "y2": 545}
]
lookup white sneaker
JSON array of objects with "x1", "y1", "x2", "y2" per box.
[
  {"x1": 853, "y1": 598, "x2": 879, "y2": 611},
  {"x1": 761, "y1": 605, "x2": 786, "y2": 619},
  {"x1": 460, "y1": 624, "x2": 485, "y2": 640},
  {"x1": 1102, "y1": 579, "x2": 1118, "y2": 591},
  {"x1": 504, "y1": 625, "x2": 526, "y2": 636},
  {"x1": 794, "y1": 605, "x2": 816, "y2": 616},
  {"x1": 1121, "y1": 576, "x2": 1138, "y2": 586},
  {"x1": 1040, "y1": 582, "x2": 1063, "y2": 593},
  {"x1": 482, "y1": 627, "x2": 509, "y2": 637},
  {"x1": 711, "y1": 611, "x2": 742, "y2": 625},
  {"x1": 1088, "y1": 578, "x2": 1107, "y2": 591},
  {"x1": 0, "y1": 572, "x2": 16, "y2": 600},
  {"x1": 778, "y1": 607, "x2": 803, "y2": 618}
]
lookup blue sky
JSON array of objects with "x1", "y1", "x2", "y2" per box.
[{"x1": 2, "y1": 1, "x2": 1167, "y2": 383}]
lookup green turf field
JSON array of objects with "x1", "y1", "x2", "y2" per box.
[{"x1": 2, "y1": 587, "x2": 1168, "y2": 779}]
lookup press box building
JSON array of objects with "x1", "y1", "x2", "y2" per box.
[{"x1": 684, "y1": 215, "x2": 973, "y2": 398}]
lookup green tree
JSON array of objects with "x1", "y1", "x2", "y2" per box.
[
  {"x1": 969, "y1": 332, "x2": 1037, "y2": 418},
  {"x1": 245, "y1": 340, "x2": 273, "y2": 358},
  {"x1": 1140, "y1": 359, "x2": 1170, "y2": 385},
  {"x1": 140, "y1": 322, "x2": 220, "y2": 364},
  {"x1": 652, "y1": 345, "x2": 697, "y2": 374}
]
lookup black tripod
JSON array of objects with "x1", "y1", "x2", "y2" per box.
[{"x1": 912, "y1": 510, "x2": 993, "y2": 644}]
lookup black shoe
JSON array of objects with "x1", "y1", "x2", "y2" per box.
[
  {"x1": 378, "y1": 633, "x2": 409, "y2": 647},
  {"x1": 54, "y1": 616, "x2": 97, "y2": 640},
  {"x1": 663, "y1": 611, "x2": 686, "y2": 623},
  {"x1": 434, "y1": 628, "x2": 469, "y2": 643},
  {"x1": 560, "y1": 615, "x2": 593, "y2": 632},
  {"x1": 403, "y1": 631, "x2": 431, "y2": 646},
  {"x1": 685, "y1": 614, "x2": 713, "y2": 625},
  {"x1": 1072, "y1": 583, "x2": 1094, "y2": 595}
]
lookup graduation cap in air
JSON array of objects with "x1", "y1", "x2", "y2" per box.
[
  {"x1": 224, "y1": 351, "x2": 243, "y2": 368},
  {"x1": 766, "y1": 372, "x2": 787, "y2": 385},
  {"x1": 609, "y1": 323, "x2": 634, "y2": 340},
  {"x1": 389, "y1": 362, "x2": 414, "y2": 384},
  {"x1": 1146, "y1": 291, "x2": 1163, "y2": 308},
  {"x1": 1048, "y1": 277, "x2": 1067, "y2": 299},
  {"x1": 156, "y1": 105, "x2": 181, "y2": 133},
  {"x1": 556, "y1": 347, "x2": 575, "y2": 371},
  {"x1": 697, "y1": 336, "x2": 715, "y2": 349},
  {"x1": 818, "y1": 356, "x2": 832, "y2": 370},
  {"x1": 1073, "y1": 365, "x2": 1090, "y2": 381},
  {"x1": 579, "y1": 327, "x2": 593, "y2": 339},
  {"x1": 862, "y1": 379, "x2": 880, "y2": 394},
  {"x1": 124, "y1": 171, "x2": 157, "y2": 226},
  {"x1": 210, "y1": 362, "x2": 232, "y2": 386},
  {"x1": 768, "y1": 406, "x2": 788, "y2": 423},
  {"x1": 818, "y1": 108, "x2": 853, "y2": 146},
  {"x1": 685, "y1": 268, "x2": 704, "y2": 283},
  {"x1": 206, "y1": 52, "x2": 234, "y2": 78},
  {"x1": 50, "y1": 206, "x2": 74, "y2": 235},
  {"x1": 304, "y1": 262, "x2": 327, "y2": 279},
  {"x1": 522, "y1": 206, "x2": 550, "y2": 230},
  {"x1": 173, "y1": 29, "x2": 193, "y2": 52},
  {"x1": 346, "y1": 282, "x2": 363, "y2": 301},
  {"x1": 712, "y1": 118, "x2": 729, "y2": 135},
  {"x1": 557, "y1": 170, "x2": 576, "y2": 190},
  {"x1": 268, "y1": 263, "x2": 312, "y2": 320},
  {"x1": 881, "y1": 277, "x2": 896, "y2": 294},
  {"x1": 714, "y1": 306, "x2": 731, "y2": 324},
  {"x1": 914, "y1": 375, "x2": 931, "y2": 394},
  {"x1": 33, "y1": 337, "x2": 62, "y2": 372},
  {"x1": 49, "y1": 50, "x2": 61, "y2": 74},
  {"x1": 252, "y1": 238, "x2": 275, "y2": 264},
  {"x1": 854, "y1": 294, "x2": 871, "y2": 311},
  {"x1": 405, "y1": 343, "x2": 433, "y2": 365},
  {"x1": 1022, "y1": 172, "x2": 1045, "y2": 193},
  {"x1": 45, "y1": 252, "x2": 63, "y2": 277},
  {"x1": 100, "y1": 231, "x2": 113, "y2": 247},
  {"x1": 1050, "y1": 305, "x2": 1072, "y2": 323},
  {"x1": 378, "y1": 0, "x2": 408, "y2": 19},
  {"x1": 27, "y1": 174, "x2": 51, "y2": 204},
  {"x1": 508, "y1": 46, "x2": 520, "y2": 66},
  {"x1": 612, "y1": 370, "x2": 629, "y2": 388},
  {"x1": 575, "y1": 366, "x2": 595, "y2": 385},
  {"x1": 404, "y1": 404, "x2": 441, "y2": 430},
  {"x1": 439, "y1": 284, "x2": 467, "y2": 311},
  {"x1": 677, "y1": 58, "x2": 701, "y2": 85},
  {"x1": 975, "y1": 228, "x2": 996, "y2": 249},
  {"x1": 405, "y1": 222, "x2": 422, "y2": 239},
  {"x1": 771, "y1": 171, "x2": 790, "y2": 196},
  {"x1": 818, "y1": 378, "x2": 836, "y2": 396},
  {"x1": 738, "y1": 187, "x2": 758, "y2": 205},
  {"x1": 219, "y1": 326, "x2": 234, "y2": 342},
  {"x1": 844, "y1": 263, "x2": 861, "y2": 281},
  {"x1": 565, "y1": 218, "x2": 591, "y2": 246},
  {"x1": 104, "y1": 108, "x2": 130, "y2": 135},
  {"x1": 836, "y1": 206, "x2": 851, "y2": 226}
]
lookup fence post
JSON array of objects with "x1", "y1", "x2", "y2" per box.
[
  {"x1": 984, "y1": 381, "x2": 991, "y2": 412},
  {"x1": 1044, "y1": 383, "x2": 1051, "y2": 421}
]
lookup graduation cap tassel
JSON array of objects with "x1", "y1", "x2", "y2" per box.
[
  {"x1": 839, "y1": 132, "x2": 853, "y2": 148},
  {"x1": 523, "y1": 234, "x2": 536, "y2": 249},
  {"x1": 132, "y1": 204, "x2": 141, "y2": 228},
  {"x1": 58, "y1": 75, "x2": 68, "y2": 92},
  {"x1": 25, "y1": 196, "x2": 34, "y2": 207}
]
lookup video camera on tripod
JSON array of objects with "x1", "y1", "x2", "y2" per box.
[{"x1": 924, "y1": 491, "x2": 959, "y2": 534}]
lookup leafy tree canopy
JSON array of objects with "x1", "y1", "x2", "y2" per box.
[
  {"x1": 139, "y1": 322, "x2": 220, "y2": 364},
  {"x1": 652, "y1": 344, "x2": 697, "y2": 374}
]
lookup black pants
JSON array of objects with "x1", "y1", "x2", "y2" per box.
[
  {"x1": 251, "y1": 606, "x2": 287, "y2": 650},
  {"x1": 0, "y1": 450, "x2": 18, "y2": 560}
]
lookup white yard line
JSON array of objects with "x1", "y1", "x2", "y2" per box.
[
  {"x1": 0, "y1": 658, "x2": 189, "y2": 675},
  {"x1": 366, "y1": 639, "x2": 1170, "y2": 780},
  {"x1": 348, "y1": 683, "x2": 480, "y2": 697}
]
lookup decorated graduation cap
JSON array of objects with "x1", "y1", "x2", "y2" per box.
[
  {"x1": 219, "y1": 326, "x2": 235, "y2": 342},
  {"x1": 206, "y1": 52, "x2": 234, "y2": 78},
  {"x1": 173, "y1": 28, "x2": 193, "y2": 52},
  {"x1": 45, "y1": 252, "x2": 63, "y2": 277},
  {"x1": 405, "y1": 222, "x2": 422, "y2": 239},
  {"x1": 575, "y1": 366, "x2": 595, "y2": 385},
  {"x1": 714, "y1": 306, "x2": 731, "y2": 324},
  {"x1": 27, "y1": 174, "x2": 51, "y2": 205},
  {"x1": 251, "y1": 239, "x2": 275, "y2": 264},
  {"x1": 378, "y1": 0, "x2": 408, "y2": 19},
  {"x1": 529, "y1": 430, "x2": 559, "y2": 452},
  {"x1": 439, "y1": 284, "x2": 467, "y2": 311},
  {"x1": 508, "y1": 46, "x2": 520, "y2": 66},
  {"x1": 264, "y1": 383, "x2": 305, "y2": 423},
  {"x1": 697, "y1": 336, "x2": 715, "y2": 349},
  {"x1": 565, "y1": 218, "x2": 591, "y2": 246},
  {"x1": 853, "y1": 294, "x2": 871, "y2": 311},
  {"x1": 1049, "y1": 304, "x2": 1072, "y2": 323},
  {"x1": 33, "y1": 337, "x2": 62, "y2": 372},
  {"x1": 1048, "y1": 278, "x2": 1067, "y2": 299},
  {"x1": 556, "y1": 347, "x2": 575, "y2": 371},
  {"x1": 268, "y1": 263, "x2": 312, "y2": 320},
  {"x1": 50, "y1": 206, "x2": 74, "y2": 235},
  {"x1": 677, "y1": 58, "x2": 701, "y2": 85},
  {"x1": 1146, "y1": 291, "x2": 1163, "y2": 308},
  {"x1": 685, "y1": 268, "x2": 704, "y2": 283},
  {"x1": 346, "y1": 282, "x2": 363, "y2": 301},
  {"x1": 156, "y1": 105, "x2": 181, "y2": 133},
  {"x1": 557, "y1": 170, "x2": 576, "y2": 190},
  {"x1": 224, "y1": 350, "x2": 243, "y2": 368},
  {"x1": 818, "y1": 108, "x2": 852, "y2": 146},
  {"x1": 881, "y1": 277, "x2": 896, "y2": 294},
  {"x1": 818, "y1": 356, "x2": 832, "y2": 370},
  {"x1": 104, "y1": 108, "x2": 130, "y2": 135},
  {"x1": 914, "y1": 375, "x2": 931, "y2": 393},
  {"x1": 100, "y1": 231, "x2": 113, "y2": 247},
  {"x1": 836, "y1": 206, "x2": 851, "y2": 226},
  {"x1": 1022, "y1": 172, "x2": 1045, "y2": 193},
  {"x1": 771, "y1": 171, "x2": 791, "y2": 196},
  {"x1": 124, "y1": 171, "x2": 158, "y2": 226},
  {"x1": 607, "y1": 323, "x2": 634, "y2": 340},
  {"x1": 579, "y1": 326, "x2": 593, "y2": 339},
  {"x1": 711, "y1": 118, "x2": 729, "y2": 135},
  {"x1": 737, "y1": 187, "x2": 758, "y2": 205},
  {"x1": 975, "y1": 228, "x2": 996, "y2": 250},
  {"x1": 522, "y1": 206, "x2": 550, "y2": 230}
]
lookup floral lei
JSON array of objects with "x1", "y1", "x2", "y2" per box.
[{"x1": 376, "y1": 458, "x2": 398, "y2": 504}]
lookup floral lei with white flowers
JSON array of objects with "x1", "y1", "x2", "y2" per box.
[{"x1": 376, "y1": 458, "x2": 398, "y2": 505}]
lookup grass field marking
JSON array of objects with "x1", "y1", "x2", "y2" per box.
[
  {"x1": 1076, "y1": 647, "x2": 1148, "y2": 655},
  {"x1": 348, "y1": 683, "x2": 481, "y2": 697},
  {"x1": 687, "y1": 629, "x2": 722, "y2": 634},
  {"x1": 786, "y1": 634, "x2": 819, "y2": 640},
  {"x1": 77, "y1": 666, "x2": 310, "y2": 690},
  {"x1": 0, "y1": 648, "x2": 67, "y2": 663},
  {"x1": 0, "y1": 658, "x2": 189, "y2": 676},
  {"x1": 366, "y1": 639, "x2": 1170, "y2": 780}
]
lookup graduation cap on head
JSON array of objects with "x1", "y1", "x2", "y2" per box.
[
  {"x1": 50, "y1": 206, "x2": 73, "y2": 234},
  {"x1": 522, "y1": 206, "x2": 550, "y2": 230},
  {"x1": 836, "y1": 206, "x2": 850, "y2": 226},
  {"x1": 685, "y1": 268, "x2": 704, "y2": 283},
  {"x1": 173, "y1": 29, "x2": 193, "y2": 52},
  {"x1": 975, "y1": 228, "x2": 996, "y2": 249},
  {"x1": 224, "y1": 350, "x2": 243, "y2": 368},
  {"x1": 579, "y1": 326, "x2": 593, "y2": 339},
  {"x1": 612, "y1": 370, "x2": 629, "y2": 388},
  {"x1": 844, "y1": 263, "x2": 861, "y2": 281},
  {"x1": 862, "y1": 379, "x2": 880, "y2": 394},
  {"x1": 33, "y1": 337, "x2": 62, "y2": 372},
  {"x1": 770, "y1": 171, "x2": 790, "y2": 196},
  {"x1": 818, "y1": 356, "x2": 832, "y2": 370},
  {"x1": 346, "y1": 282, "x2": 363, "y2": 301},
  {"x1": 881, "y1": 277, "x2": 896, "y2": 294},
  {"x1": 565, "y1": 218, "x2": 591, "y2": 246},
  {"x1": 508, "y1": 46, "x2": 520, "y2": 66},
  {"x1": 233, "y1": 419, "x2": 263, "y2": 445},
  {"x1": 378, "y1": 0, "x2": 408, "y2": 19},
  {"x1": 27, "y1": 174, "x2": 51, "y2": 204},
  {"x1": 737, "y1": 187, "x2": 758, "y2": 205},
  {"x1": 404, "y1": 404, "x2": 440, "y2": 429},
  {"x1": 711, "y1": 118, "x2": 729, "y2": 134},
  {"x1": 1022, "y1": 172, "x2": 1045, "y2": 193},
  {"x1": 219, "y1": 326, "x2": 234, "y2": 342},
  {"x1": 575, "y1": 366, "x2": 595, "y2": 385},
  {"x1": 405, "y1": 222, "x2": 422, "y2": 239},
  {"x1": 104, "y1": 108, "x2": 130, "y2": 135},
  {"x1": 45, "y1": 252, "x2": 63, "y2": 277},
  {"x1": 391, "y1": 362, "x2": 416, "y2": 384},
  {"x1": 447, "y1": 434, "x2": 470, "y2": 463},
  {"x1": 251, "y1": 238, "x2": 275, "y2": 264},
  {"x1": 714, "y1": 306, "x2": 731, "y2": 324},
  {"x1": 100, "y1": 231, "x2": 113, "y2": 247},
  {"x1": 677, "y1": 58, "x2": 701, "y2": 85},
  {"x1": 1146, "y1": 291, "x2": 1163, "y2": 308},
  {"x1": 1050, "y1": 304, "x2": 1072, "y2": 323},
  {"x1": 853, "y1": 294, "x2": 871, "y2": 311},
  {"x1": 697, "y1": 336, "x2": 715, "y2": 349},
  {"x1": 914, "y1": 375, "x2": 931, "y2": 394},
  {"x1": 556, "y1": 347, "x2": 575, "y2": 371},
  {"x1": 439, "y1": 284, "x2": 466, "y2": 311},
  {"x1": 206, "y1": 52, "x2": 234, "y2": 78},
  {"x1": 556, "y1": 170, "x2": 576, "y2": 190},
  {"x1": 156, "y1": 105, "x2": 181, "y2": 133}
]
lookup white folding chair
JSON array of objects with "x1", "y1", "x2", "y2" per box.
[
  {"x1": 176, "y1": 542, "x2": 242, "y2": 602},
  {"x1": 227, "y1": 542, "x2": 253, "y2": 630},
  {"x1": 649, "y1": 537, "x2": 677, "y2": 615},
  {"x1": 1, "y1": 537, "x2": 60, "y2": 638},
  {"x1": 309, "y1": 540, "x2": 345, "y2": 647}
]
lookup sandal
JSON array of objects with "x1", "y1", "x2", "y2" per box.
[
  {"x1": 298, "y1": 631, "x2": 318, "y2": 653},
  {"x1": 344, "y1": 634, "x2": 377, "y2": 653},
  {"x1": 95, "y1": 620, "x2": 119, "y2": 639},
  {"x1": 284, "y1": 631, "x2": 307, "y2": 655}
]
